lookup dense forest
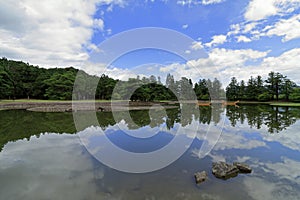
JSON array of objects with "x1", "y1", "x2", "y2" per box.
[
  {"x1": 225, "y1": 72, "x2": 300, "y2": 101},
  {"x1": 0, "y1": 57, "x2": 299, "y2": 102}
]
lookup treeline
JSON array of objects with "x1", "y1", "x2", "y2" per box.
[
  {"x1": 0, "y1": 57, "x2": 299, "y2": 102},
  {"x1": 0, "y1": 58, "x2": 117, "y2": 100},
  {"x1": 0, "y1": 58, "x2": 224, "y2": 101},
  {"x1": 226, "y1": 72, "x2": 300, "y2": 102}
]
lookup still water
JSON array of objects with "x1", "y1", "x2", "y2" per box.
[{"x1": 0, "y1": 105, "x2": 300, "y2": 200}]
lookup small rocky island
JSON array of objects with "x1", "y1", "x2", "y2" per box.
[
  {"x1": 194, "y1": 161, "x2": 252, "y2": 184},
  {"x1": 194, "y1": 171, "x2": 208, "y2": 184},
  {"x1": 212, "y1": 162, "x2": 252, "y2": 179}
]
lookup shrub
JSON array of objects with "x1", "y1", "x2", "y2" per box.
[{"x1": 258, "y1": 92, "x2": 272, "y2": 101}]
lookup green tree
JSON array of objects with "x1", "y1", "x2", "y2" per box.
[
  {"x1": 226, "y1": 77, "x2": 239, "y2": 100},
  {"x1": 165, "y1": 74, "x2": 177, "y2": 100},
  {"x1": 265, "y1": 72, "x2": 286, "y2": 101},
  {"x1": 282, "y1": 78, "x2": 296, "y2": 101},
  {"x1": 194, "y1": 79, "x2": 209, "y2": 100},
  {"x1": 239, "y1": 80, "x2": 246, "y2": 100},
  {"x1": 246, "y1": 76, "x2": 256, "y2": 100},
  {"x1": 44, "y1": 71, "x2": 76, "y2": 100},
  {"x1": 290, "y1": 87, "x2": 300, "y2": 102},
  {"x1": 208, "y1": 78, "x2": 224, "y2": 100}
]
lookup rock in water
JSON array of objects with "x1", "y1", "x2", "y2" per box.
[
  {"x1": 212, "y1": 162, "x2": 239, "y2": 180},
  {"x1": 233, "y1": 162, "x2": 252, "y2": 173},
  {"x1": 194, "y1": 171, "x2": 208, "y2": 184}
]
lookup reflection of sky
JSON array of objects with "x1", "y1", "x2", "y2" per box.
[
  {"x1": 1, "y1": 109, "x2": 300, "y2": 199},
  {"x1": 199, "y1": 113, "x2": 300, "y2": 200},
  {"x1": 0, "y1": 133, "x2": 104, "y2": 200}
]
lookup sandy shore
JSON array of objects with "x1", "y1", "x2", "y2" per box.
[{"x1": 0, "y1": 101, "x2": 178, "y2": 112}]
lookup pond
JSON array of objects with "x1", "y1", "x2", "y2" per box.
[{"x1": 0, "y1": 105, "x2": 300, "y2": 200}]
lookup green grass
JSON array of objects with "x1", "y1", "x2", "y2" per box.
[
  {"x1": 0, "y1": 99, "x2": 70, "y2": 104},
  {"x1": 269, "y1": 102, "x2": 300, "y2": 107},
  {"x1": 229, "y1": 101, "x2": 300, "y2": 107},
  {"x1": 0, "y1": 99, "x2": 128, "y2": 104}
]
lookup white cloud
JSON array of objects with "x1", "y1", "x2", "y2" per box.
[
  {"x1": 245, "y1": 0, "x2": 278, "y2": 21},
  {"x1": 237, "y1": 35, "x2": 252, "y2": 43},
  {"x1": 205, "y1": 34, "x2": 227, "y2": 47},
  {"x1": 261, "y1": 48, "x2": 300, "y2": 85},
  {"x1": 182, "y1": 24, "x2": 189, "y2": 29},
  {"x1": 106, "y1": 28, "x2": 112, "y2": 35},
  {"x1": 227, "y1": 22, "x2": 257, "y2": 38},
  {"x1": 244, "y1": 156, "x2": 300, "y2": 200},
  {"x1": 208, "y1": 48, "x2": 267, "y2": 67},
  {"x1": 227, "y1": 2, "x2": 300, "y2": 42},
  {"x1": 201, "y1": 0, "x2": 225, "y2": 5},
  {"x1": 213, "y1": 129, "x2": 266, "y2": 151},
  {"x1": 190, "y1": 41, "x2": 204, "y2": 50},
  {"x1": 158, "y1": 46, "x2": 300, "y2": 87},
  {"x1": 159, "y1": 48, "x2": 268, "y2": 86},
  {"x1": 105, "y1": 67, "x2": 144, "y2": 81},
  {"x1": 160, "y1": 63, "x2": 183, "y2": 73},
  {"x1": 185, "y1": 50, "x2": 191, "y2": 54},
  {"x1": 0, "y1": 133, "x2": 103, "y2": 200},
  {"x1": 177, "y1": 0, "x2": 225, "y2": 6},
  {"x1": 0, "y1": 0, "x2": 123, "y2": 69},
  {"x1": 94, "y1": 18, "x2": 105, "y2": 31},
  {"x1": 244, "y1": 0, "x2": 300, "y2": 21},
  {"x1": 261, "y1": 121, "x2": 300, "y2": 151},
  {"x1": 80, "y1": 62, "x2": 143, "y2": 81},
  {"x1": 266, "y1": 14, "x2": 300, "y2": 42},
  {"x1": 243, "y1": 22, "x2": 258, "y2": 33},
  {"x1": 264, "y1": 157, "x2": 300, "y2": 184},
  {"x1": 244, "y1": 176, "x2": 300, "y2": 200}
]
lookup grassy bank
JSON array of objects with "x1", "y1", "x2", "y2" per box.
[
  {"x1": 269, "y1": 102, "x2": 300, "y2": 107},
  {"x1": 1, "y1": 99, "x2": 300, "y2": 107},
  {"x1": 0, "y1": 99, "x2": 125, "y2": 104},
  {"x1": 239, "y1": 101, "x2": 300, "y2": 107}
]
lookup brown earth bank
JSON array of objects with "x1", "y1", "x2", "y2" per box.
[{"x1": 0, "y1": 101, "x2": 179, "y2": 112}]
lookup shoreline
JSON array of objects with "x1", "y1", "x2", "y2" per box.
[
  {"x1": 0, "y1": 100, "x2": 179, "y2": 112},
  {"x1": 0, "y1": 100, "x2": 300, "y2": 112}
]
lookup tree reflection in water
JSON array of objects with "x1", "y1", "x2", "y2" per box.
[
  {"x1": 0, "y1": 104, "x2": 299, "y2": 151},
  {"x1": 226, "y1": 105, "x2": 300, "y2": 133}
]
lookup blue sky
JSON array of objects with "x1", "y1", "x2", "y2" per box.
[{"x1": 0, "y1": 0, "x2": 300, "y2": 86}]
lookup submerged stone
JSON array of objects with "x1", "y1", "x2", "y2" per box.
[
  {"x1": 233, "y1": 162, "x2": 252, "y2": 173},
  {"x1": 212, "y1": 162, "x2": 239, "y2": 180},
  {"x1": 194, "y1": 171, "x2": 208, "y2": 184}
]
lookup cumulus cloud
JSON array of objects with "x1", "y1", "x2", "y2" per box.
[
  {"x1": 225, "y1": 0, "x2": 300, "y2": 43},
  {"x1": 245, "y1": 0, "x2": 278, "y2": 21},
  {"x1": 237, "y1": 35, "x2": 252, "y2": 43},
  {"x1": 243, "y1": 22, "x2": 258, "y2": 33},
  {"x1": 159, "y1": 48, "x2": 268, "y2": 85},
  {"x1": 157, "y1": 46, "x2": 300, "y2": 87},
  {"x1": 0, "y1": 0, "x2": 123, "y2": 69},
  {"x1": 177, "y1": 0, "x2": 225, "y2": 6},
  {"x1": 205, "y1": 34, "x2": 227, "y2": 47},
  {"x1": 94, "y1": 18, "x2": 105, "y2": 31},
  {"x1": 244, "y1": 0, "x2": 300, "y2": 21},
  {"x1": 227, "y1": 22, "x2": 257, "y2": 37},
  {"x1": 265, "y1": 14, "x2": 300, "y2": 42},
  {"x1": 261, "y1": 48, "x2": 300, "y2": 84}
]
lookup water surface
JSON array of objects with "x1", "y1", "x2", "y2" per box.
[{"x1": 0, "y1": 105, "x2": 300, "y2": 200}]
